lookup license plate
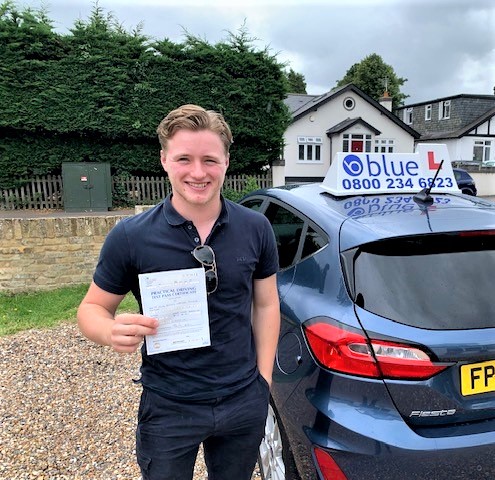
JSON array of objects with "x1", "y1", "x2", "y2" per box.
[{"x1": 460, "y1": 360, "x2": 495, "y2": 396}]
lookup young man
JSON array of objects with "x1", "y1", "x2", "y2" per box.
[{"x1": 77, "y1": 104, "x2": 280, "y2": 480}]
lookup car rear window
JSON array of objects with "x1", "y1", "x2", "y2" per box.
[
  {"x1": 455, "y1": 169, "x2": 471, "y2": 181},
  {"x1": 344, "y1": 231, "x2": 495, "y2": 329}
]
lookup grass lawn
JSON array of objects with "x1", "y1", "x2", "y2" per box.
[{"x1": 0, "y1": 284, "x2": 139, "y2": 336}]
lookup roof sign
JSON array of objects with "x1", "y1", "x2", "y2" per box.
[{"x1": 321, "y1": 144, "x2": 460, "y2": 196}]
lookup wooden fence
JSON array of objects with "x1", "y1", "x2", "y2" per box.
[{"x1": 0, "y1": 173, "x2": 272, "y2": 210}]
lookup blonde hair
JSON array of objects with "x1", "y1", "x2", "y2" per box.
[{"x1": 156, "y1": 104, "x2": 233, "y2": 154}]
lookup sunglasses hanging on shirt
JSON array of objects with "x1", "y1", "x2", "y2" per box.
[{"x1": 191, "y1": 244, "x2": 218, "y2": 294}]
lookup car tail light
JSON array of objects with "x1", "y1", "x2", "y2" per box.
[
  {"x1": 313, "y1": 447, "x2": 348, "y2": 480},
  {"x1": 458, "y1": 229, "x2": 495, "y2": 237},
  {"x1": 303, "y1": 321, "x2": 450, "y2": 380}
]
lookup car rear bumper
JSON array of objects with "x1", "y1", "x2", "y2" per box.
[
  {"x1": 277, "y1": 372, "x2": 495, "y2": 480},
  {"x1": 323, "y1": 445, "x2": 495, "y2": 480}
]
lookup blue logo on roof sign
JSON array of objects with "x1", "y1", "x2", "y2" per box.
[
  {"x1": 321, "y1": 144, "x2": 460, "y2": 196},
  {"x1": 343, "y1": 155, "x2": 364, "y2": 176}
]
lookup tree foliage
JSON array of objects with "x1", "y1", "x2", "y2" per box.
[
  {"x1": 0, "y1": 2, "x2": 291, "y2": 188},
  {"x1": 336, "y1": 53, "x2": 408, "y2": 108},
  {"x1": 285, "y1": 68, "x2": 307, "y2": 94}
]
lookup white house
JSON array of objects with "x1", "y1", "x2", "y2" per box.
[{"x1": 272, "y1": 83, "x2": 420, "y2": 186}]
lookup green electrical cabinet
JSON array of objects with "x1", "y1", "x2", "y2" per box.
[{"x1": 62, "y1": 163, "x2": 112, "y2": 212}]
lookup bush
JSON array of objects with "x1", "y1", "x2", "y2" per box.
[{"x1": 223, "y1": 176, "x2": 262, "y2": 202}]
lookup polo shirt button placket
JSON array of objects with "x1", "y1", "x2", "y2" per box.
[{"x1": 186, "y1": 223, "x2": 200, "y2": 244}]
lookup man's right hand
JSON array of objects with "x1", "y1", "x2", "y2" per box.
[
  {"x1": 110, "y1": 313, "x2": 159, "y2": 353},
  {"x1": 77, "y1": 282, "x2": 159, "y2": 353}
]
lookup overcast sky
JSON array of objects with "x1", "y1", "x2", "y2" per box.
[{"x1": 25, "y1": 0, "x2": 495, "y2": 104}]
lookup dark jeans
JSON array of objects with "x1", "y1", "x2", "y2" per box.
[{"x1": 136, "y1": 374, "x2": 270, "y2": 480}]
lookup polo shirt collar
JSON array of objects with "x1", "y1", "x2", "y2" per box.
[{"x1": 162, "y1": 194, "x2": 230, "y2": 227}]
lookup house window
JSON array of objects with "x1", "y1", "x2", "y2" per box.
[
  {"x1": 473, "y1": 140, "x2": 492, "y2": 163},
  {"x1": 298, "y1": 136, "x2": 322, "y2": 162},
  {"x1": 365, "y1": 135, "x2": 372, "y2": 152},
  {"x1": 343, "y1": 134, "x2": 372, "y2": 153},
  {"x1": 439, "y1": 100, "x2": 451, "y2": 119},
  {"x1": 404, "y1": 108, "x2": 413, "y2": 125},
  {"x1": 343, "y1": 97, "x2": 355, "y2": 111},
  {"x1": 374, "y1": 139, "x2": 395, "y2": 153},
  {"x1": 425, "y1": 104, "x2": 432, "y2": 121}
]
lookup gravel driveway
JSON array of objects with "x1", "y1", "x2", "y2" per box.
[{"x1": 0, "y1": 323, "x2": 261, "y2": 479}]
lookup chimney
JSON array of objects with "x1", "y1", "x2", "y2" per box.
[{"x1": 379, "y1": 90, "x2": 393, "y2": 112}]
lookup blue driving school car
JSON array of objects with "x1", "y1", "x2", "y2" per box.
[{"x1": 241, "y1": 145, "x2": 495, "y2": 480}]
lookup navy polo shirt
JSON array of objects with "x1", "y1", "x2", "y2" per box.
[{"x1": 93, "y1": 195, "x2": 279, "y2": 401}]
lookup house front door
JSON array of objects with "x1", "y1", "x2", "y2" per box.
[{"x1": 351, "y1": 140, "x2": 364, "y2": 152}]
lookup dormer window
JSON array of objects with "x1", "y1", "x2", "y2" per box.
[
  {"x1": 404, "y1": 108, "x2": 413, "y2": 125},
  {"x1": 425, "y1": 104, "x2": 432, "y2": 121},
  {"x1": 439, "y1": 100, "x2": 451, "y2": 120}
]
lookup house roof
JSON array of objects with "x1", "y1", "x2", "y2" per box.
[
  {"x1": 284, "y1": 84, "x2": 420, "y2": 138},
  {"x1": 397, "y1": 93, "x2": 495, "y2": 110},
  {"x1": 419, "y1": 105, "x2": 495, "y2": 141},
  {"x1": 284, "y1": 93, "x2": 321, "y2": 115},
  {"x1": 326, "y1": 117, "x2": 381, "y2": 135}
]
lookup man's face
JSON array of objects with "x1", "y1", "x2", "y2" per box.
[{"x1": 160, "y1": 129, "x2": 229, "y2": 211}]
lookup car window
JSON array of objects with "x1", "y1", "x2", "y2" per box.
[
  {"x1": 240, "y1": 198, "x2": 264, "y2": 211},
  {"x1": 262, "y1": 202, "x2": 328, "y2": 269},
  {"x1": 345, "y1": 232, "x2": 495, "y2": 329},
  {"x1": 301, "y1": 225, "x2": 327, "y2": 258},
  {"x1": 264, "y1": 203, "x2": 305, "y2": 269},
  {"x1": 455, "y1": 169, "x2": 471, "y2": 182}
]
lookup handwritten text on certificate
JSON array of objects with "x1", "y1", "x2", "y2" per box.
[{"x1": 138, "y1": 268, "x2": 211, "y2": 355}]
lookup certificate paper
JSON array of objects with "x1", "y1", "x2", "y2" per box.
[{"x1": 138, "y1": 268, "x2": 211, "y2": 355}]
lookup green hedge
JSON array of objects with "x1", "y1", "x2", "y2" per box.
[{"x1": 0, "y1": 3, "x2": 291, "y2": 188}]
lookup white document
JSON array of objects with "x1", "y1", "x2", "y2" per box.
[{"x1": 138, "y1": 267, "x2": 211, "y2": 355}]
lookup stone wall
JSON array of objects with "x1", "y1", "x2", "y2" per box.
[{"x1": 0, "y1": 214, "x2": 132, "y2": 293}]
